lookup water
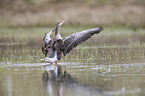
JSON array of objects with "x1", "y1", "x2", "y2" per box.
[
  {"x1": 1, "y1": 62, "x2": 145, "y2": 96},
  {"x1": 1, "y1": 28, "x2": 145, "y2": 96},
  {"x1": 0, "y1": 64, "x2": 102, "y2": 96}
]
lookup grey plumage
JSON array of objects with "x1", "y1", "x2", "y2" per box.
[
  {"x1": 50, "y1": 26, "x2": 103, "y2": 60},
  {"x1": 41, "y1": 20, "x2": 103, "y2": 64},
  {"x1": 62, "y1": 26, "x2": 103, "y2": 56}
]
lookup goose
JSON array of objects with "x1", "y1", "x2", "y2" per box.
[
  {"x1": 42, "y1": 29, "x2": 55, "y2": 57},
  {"x1": 41, "y1": 20, "x2": 66, "y2": 64},
  {"x1": 41, "y1": 21, "x2": 103, "y2": 64},
  {"x1": 42, "y1": 20, "x2": 65, "y2": 57}
]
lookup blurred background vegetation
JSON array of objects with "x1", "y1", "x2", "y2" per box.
[{"x1": 0, "y1": 0, "x2": 145, "y2": 28}]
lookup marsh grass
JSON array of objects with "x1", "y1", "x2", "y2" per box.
[
  {"x1": 0, "y1": 27, "x2": 145, "y2": 68},
  {"x1": 64, "y1": 44, "x2": 145, "y2": 65}
]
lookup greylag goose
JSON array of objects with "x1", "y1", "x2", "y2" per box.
[
  {"x1": 41, "y1": 21, "x2": 103, "y2": 64},
  {"x1": 42, "y1": 20, "x2": 65, "y2": 57}
]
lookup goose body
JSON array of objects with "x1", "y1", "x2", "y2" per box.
[
  {"x1": 41, "y1": 20, "x2": 103, "y2": 64},
  {"x1": 48, "y1": 20, "x2": 65, "y2": 60}
]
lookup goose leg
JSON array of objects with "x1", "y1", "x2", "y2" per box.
[{"x1": 55, "y1": 61, "x2": 57, "y2": 65}]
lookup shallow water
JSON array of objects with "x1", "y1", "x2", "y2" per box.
[
  {"x1": 1, "y1": 28, "x2": 145, "y2": 96},
  {"x1": 0, "y1": 64, "x2": 102, "y2": 96},
  {"x1": 1, "y1": 62, "x2": 145, "y2": 96}
]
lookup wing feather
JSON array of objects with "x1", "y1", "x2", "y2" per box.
[{"x1": 62, "y1": 26, "x2": 103, "y2": 55}]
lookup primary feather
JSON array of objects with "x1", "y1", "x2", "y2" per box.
[{"x1": 62, "y1": 26, "x2": 103, "y2": 56}]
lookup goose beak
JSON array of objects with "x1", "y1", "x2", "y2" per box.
[{"x1": 62, "y1": 20, "x2": 66, "y2": 23}]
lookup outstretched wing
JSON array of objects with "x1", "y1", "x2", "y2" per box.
[
  {"x1": 62, "y1": 26, "x2": 103, "y2": 56},
  {"x1": 42, "y1": 29, "x2": 55, "y2": 57},
  {"x1": 42, "y1": 42, "x2": 48, "y2": 57}
]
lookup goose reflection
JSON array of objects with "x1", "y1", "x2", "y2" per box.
[
  {"x1": 42, "y1": 65, "x2": 102, "y2": 96},
  {"x1": 42, "y1": 65, "x2": 76, "y2": 96}
]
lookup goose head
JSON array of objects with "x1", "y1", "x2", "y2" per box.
[{"x1": 57, "y1": 20, "x2": 66, "y2": 27}]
